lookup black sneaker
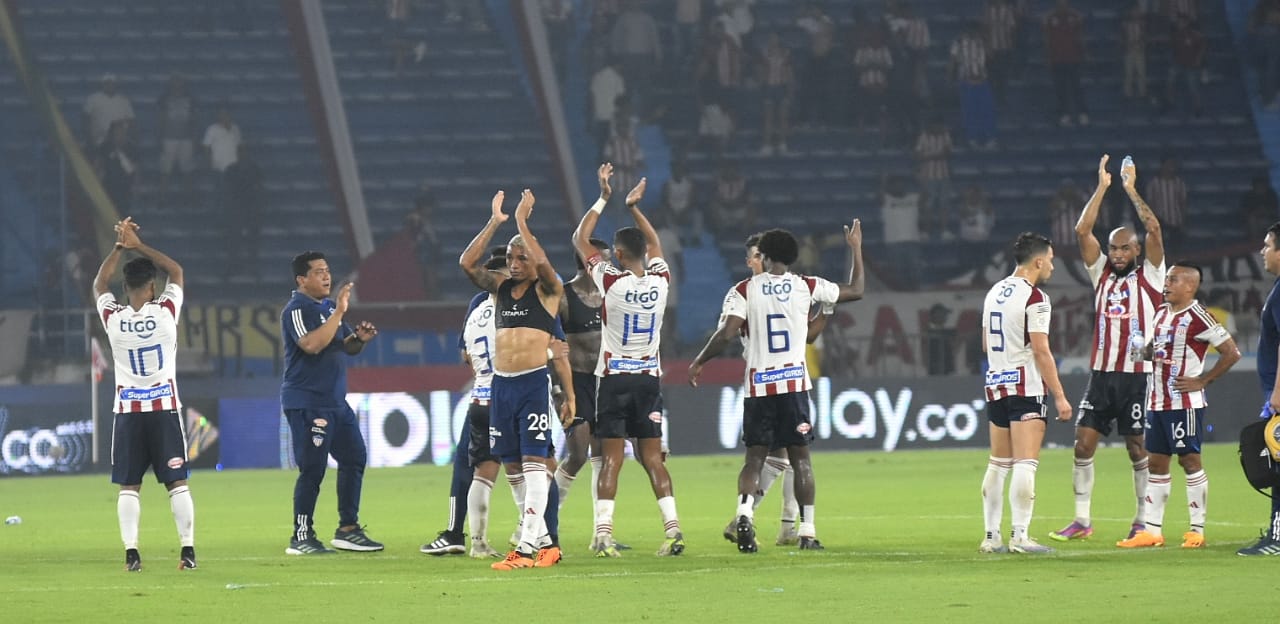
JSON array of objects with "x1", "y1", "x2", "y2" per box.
[
  {"x1": 332, "y1": 526, "x2": 385, "y2": 552},
  {"x1": 420, "y1": 530, "x2": 465, "y2": 556},
  {"x1": 286, "y1": 536, "x2": 336, "y2": 555},
  {"x1": 798, "y1": 537, "x2": 825, "y2": 551},
  {"x1": 178, "y1": 546, "x2": 197, "y2": 570},
  {"x1": 1237, "y1": 531, "x2": 1280, "y2": 556},
  {"x1": 125, "y1": 548, "x2": 142, "y2": 572},
  {"x1": 735, "y1": 515, "x2": 758, "y2": 554}
]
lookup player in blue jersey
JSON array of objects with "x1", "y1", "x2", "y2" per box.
[
  {"x1": 280, "y1": 251, "x2": 383, "y2": 555},
  {"x1": 1239, "y1": 222, "x2": 1280, "y2": 556}
]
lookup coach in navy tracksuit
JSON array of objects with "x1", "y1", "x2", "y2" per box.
[{"x1": 280, "y1": 251, "x2": 384, "y2": 555}]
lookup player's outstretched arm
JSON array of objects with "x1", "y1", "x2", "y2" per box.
[
  {"x1": 460, "y1": 191, "x2": 509, "y2": 293},
  {"x1": 625, "y1": 178, "x2": 664, "y2": 260},
  {"x1": 806, "y1": 305, "x2": 831, "y2": 344},
  {"x1": 1029, "y1": 332, "x2": 1072, "y2": 422},
  {"x1": 93, "y1": 223, "x2": 127, "y2": 298},
  {"x1": 689, "y1": 314, "x2": 744, "y2": 387},
  {"x1": 548, "y1": 341, "x2": 576, "y2": 428},
  {"x1": 835, "y1": 218, "x2": 865, "y2": 302},
  {"x1": 1074, "y1": 154, "x2": 1110, "y2": 266},
  {"x1": 1174, "y1": 336, "x2": 1241, "y2": 393},
  {"x1": 573, "y1": 163, "x2": 612, "y2": 263},
  {"x1": 1120, "y1": 156, "x2": 1164, "y2": 268},
  {"x1": 513, "y1": 189, "x2": 563, "y2": 297}
]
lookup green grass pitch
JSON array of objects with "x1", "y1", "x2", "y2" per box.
[{"x1": 1, "y1": 443, "x2": 1275, "y2": 623}]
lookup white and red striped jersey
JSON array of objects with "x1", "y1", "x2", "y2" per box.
[
  {"x1": 463, "y1": 296, "x2": 497, "y2": 403},
  {"x1": 950, "y1": 35, "x2": 988, "y2": 82},
  {"x1": 1147, "y1": 300, "x2": 1230, "y2": 410},
  {"x1": 1145, "y1": 175, "x2": 1188, "y2": 228},
  {"x1": 589, "y1": 255, "x2": 670, "y2": 377},
  {"x1": 854, "y1": 45, "x2": 893, "y2": 88},
  {"x1": 982, "y1": 276, "x2": 1051, "y2": 400},
  {"x1": 722, "y1": 272, "x2": 840, "y2": 397},
  {"x1": 97, "y1": 283, "x2": 183, "y2": 413},
  {"x1": 1086, "y1": 256, "x2": 1166, "y2": 373},
  {"x1": 985, "y1": 3, "x2": 1018, "y2": 52},
  {"x1": 915, "y1": 130, "x2": 952, "y2": 180}
]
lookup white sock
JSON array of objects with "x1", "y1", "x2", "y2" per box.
[
  {"x1": 554, "y1": 466, "x2": 576, "y2": 508},
  {"x1": 167, "y1": 485, "x2": 195, "y2": 548},
  {"x1": 1072, "y1": 457, "x2": 1094, "y2": 525},
  {"x1": 780, "y1": 465, "x2": 799, "y2": 523},
  {"x1": 595, "y1": 499, "x2": 616, "y2": 537},
  {"x1": 118, "y1": 490, "x2": 141, "y2": 550},
  {"x1": 589, "y1": 456, "x2": 602, "y2": 529},
  {"x1": 1145, "y1": 473, "x2": 1171, "y2": 536},
  {"x1": 1009, "y1": 459, "x2": 1038, "y2": 541},
  {"x1": 981, "y1": 456, "x2": 1012, "y2": 541},
  {"x1": 798, "y1": 504, "x2": 816, "y2": 538},
  {"x1": 1133, "y1": 457, "x2": 1150, "y2": 525},
  {"x1": 518, "y1": 463, "x2": 548, "y2": 552},
  {"x1": 657, "y1": 496, "x2": 680, "y2": 537},
  {"x1": 1186, "y1": 469, "x2": 1208, "y2": 534},
  {"x1": 506, "y1": 472, "x2": 526, "y2": 529},
  {"x1": 467, "y1": 476, "x2": 494, "y2": 545},
  {"x1": 736, "y1": 493, "x2": 755, "y2": 520},
  {"x1": 756, "y1": 457, "x2": 788, "y2": 509}
]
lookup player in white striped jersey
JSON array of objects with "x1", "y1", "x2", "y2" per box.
[
  {"x1": 1052, "y1": 155, "x2": 1167, "y2": 543},
  {"x1": 690, "y1": 222, "x2": 865, "y2": 553},
  {"x1": 92, "y1": 217, "x2": 196, "y2": 572},
  {"x1": 573, "y1": 165, "x2": 684, "y2": 557},
  {"x1": 1118, "y1": 263, "x2": 1239, "y2": 549},
  {"x1": 979, "y1": 232, "x2": 1072, "y2": 555}
]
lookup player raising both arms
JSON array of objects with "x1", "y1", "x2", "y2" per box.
[
  {"x1": 690, "y1": 221, "x2": 864, "y2": 553},
  {"x1": 980, "y1": 232, "x2": 1072, "y2": 555},
  {"x1": 95, "y1": 217, "x2": 196, "y2": 572},
  {"x1": 1051, "y1": 154, "x2": 1167, "y2": 543}
]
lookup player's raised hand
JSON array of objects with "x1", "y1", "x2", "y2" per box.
[
  {"x1": 515, "y1": 189, "x2": 535, "y2": 221},
  {"x1": 353, "y1": 320, "x2": 378, "y2": 343},
  {"x1": 490, "y1": 190, "x2": 508, "y2": 223},
  {"x1": 625, "y1": 177, "x2": 647, "y2": 207},
  {"x1": 843, "y1": 218, "x2": 862, "y2": 248},
  {"x1": 1097, "y1": 154, "x2": 1112, "y2": 188},
  {"x1": 336, "y1": 282, "x2": 354, "y2": 315},
  {"x1": 1120, "y1": 155, "x2": 1137, "y2": 191},
  {"x1": 598, "y1": 163, "x2": 614, "y2": 200},
  {"x1": 116, "y1": 216, "x2": 142, "y2": 249}
]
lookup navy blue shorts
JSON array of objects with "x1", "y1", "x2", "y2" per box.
[
  {"x1": 111, "y1": 410, "x2": 188, "y2": 485},
  {"x1": 490, "y1": 368, "x2": 553, "y2": 463},
  {"x1": 1145, "y1": 408, "x2": 1204, "y2": 456},
  {"x1": 986, "y1": 395, "x2": 1046, "y2": 428}
]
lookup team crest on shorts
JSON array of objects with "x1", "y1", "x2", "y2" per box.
[
  {"x1": 796, "y1": 423, "x2": 812, "y2": 434},
  {"x1": 312, "y1": 435, "x2": 324, "y2": 447},
  {"x1": 648, "y1": 411, "x2": 663, "y2": 423},
  {"x1": 167, "y1": 457, "x2": 184, "y2": 469}
]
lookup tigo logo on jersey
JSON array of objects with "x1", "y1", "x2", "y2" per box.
[
  {"x1": 984, "y1": 370, "x2": 1021, "y2": 387},
  {"x1": 753, "y1": 366, "x2": 806, "y2": 385},
  {"x1": 118, "y1": 316, "x2": 158, "y2": 339},
  {"x1": 624, "y1": 288, "x2": 662, "y2": 310},
  {"x1": 478, "y1": 307, "x2": 493, "y2": 326},
  {"x1": 762, "y1": 280, "x2": 793, "y2": 302}
]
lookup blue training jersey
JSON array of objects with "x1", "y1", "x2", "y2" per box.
[
  {"x1": 1260, "y1": 279, "x2": 1280, "y2": 394},
  {"x1": 281, "y1": 290, "x2": 353, "y2": 409}
]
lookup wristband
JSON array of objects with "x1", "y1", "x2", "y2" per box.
[
  {"x1": 589, "y1": 198, "x2": 606, "y2": 215},
  {"x1": 547, "y1": 348, "x2": 555, "y2": 360}
]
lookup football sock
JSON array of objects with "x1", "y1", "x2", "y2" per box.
[
  {"x1": 118, "y1": 490, "x2": 141, "y2": 550},
  {"x1": 595, "y1": 499, "x2": 616, "y2": 538},
  {"x1": 167, "y1": 485, "x2": 195, "y2": 548},
  {"x1": 589, "y1": 456, "x2": 603, "y2": 529},
  {"x1": 554, "y1": 465, "x2": 575, "y2": 508},
  {"x1": 506, "y1": 472, "x2": 526, "y2": 527},
  {"x1": 798, "y1": 505, "x2": 816, "y2": 538},
  {"x1": 1072, "y1": 457, "x2": 1094, "y2": 525},
  {"x1": 1133, "y1": 457, "x2": 1150, "y2": 525},
  {"x1": 544, "y1": 468, "x2": 560, "y2": 542},
  {"x1": 518, "y1": 463, "x2": 548, "y2": 553},
  {"x1": 1009, "y1": 459, "x2": 1038, "y2": 541},
  {"x1": 780, "y1": 464, "x2": 799, "y2": 524},
  {"x1": 1144, "y1": 473, "x2": 1172, "y2": 537},
  {"x1": 657, "y1": 496, "x2": 680, "y2": 537},
  {"x1": 447, "y1": 435, "x2": 472, "y2": 533},
  {"x1": 982, "y1": 456, "x2": 1012, "y2": 541},
  {"x1": 1185, "y1": 469, "x2": 1207, "y2": 534},
  {"x1": 736, "y1": 493, "x2": 755, "y2": 520},
  {"x1": 756, "y1": 457, "x2": 788, "y2": 508},
  {"x1": 467, "y1": 476, "x2": 494, "y2": 545}
]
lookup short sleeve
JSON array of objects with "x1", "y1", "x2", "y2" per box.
[
  {"x1": 722, "y1": 285, "x2": 747, "y2": 321},
  {"x1": 156, "y1": 283, "x2": 184, "y2": 320},
  {"x1": 589, "y1": 255, "x2": 621, "y2": 293},
  {"x1": 647, "y1": 257, "x2": 671, "y2": 282},
  {"x1": 1142, "y1": 257, "x2": 1166, "y2": 291},
  {"x1": 285, "y1": 303, "x2": 324, "y2": 343},
  {"x1": 1085, "y1": 253, "x2": 1107, "y2": 287},
  {"x1": 459, "y1": 292, "x2": 487, "y2": 349},
  {"x1": 1026, "y1": 289, "x2": 1052, "y2": 334},
  {"x1": 807, "y1": 276, "x2": 840, "y2": 304},
  {"x1": 96, "y1": 291, "x2": 120, "y2": 328},
  {"x1": 1195, "y1": 307, "x2": 1231, "y2": 347}
]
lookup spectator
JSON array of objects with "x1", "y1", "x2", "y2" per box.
[
  {"x1": 950, "y1": 22, "x2": 997, "y2": 148},
  {"x1": 603, "y1": 117, "x2": 645, "y2": 206},
  {"x1": 709, "y1": 161, "x2": 755, "y2": 238},
  {"x1": 1145, "y1": 157, "x2": 1188, "y2": 247},
  {"x1": 958, "y1": 184, "x2": 995, "y2": 281},
  {"x1": 542, "y1": 0, "x2": 572, "y2": 78},
  {"x1": 203, "y1": 105, "x2": 242, "y2": 174},
  {"x1": 662, "y1": 160, "x2": 703, "y2": 238},
  {"x1": 697, "y1": 98, "x2": 735, "y2": 156},
  {"x1": 405, "y1": 181, "x2": 441, "y2": 297},
  {"x1": 853, "y1": 28, "x2": 894, "y2": 138},
  {"x1": 156, "y1": 73, "x2": 198, "y2": 201},
  {"x1": 83, "y1": 73, "x2": 134, "y2": 149},
  {"x1": 1243, "y1": 174, "x2": 1280, "y2": 239},
  {"x1": 223, "y1": 143, "x2": 264, "y2": 278},
  {"x1": 796, "y1": 2, "x2": 839, "y2": 127},
  {"x1": 914, "y1": 116, "x2": 954, "y2": 237},
  {"x1": 589, "y1": 61, "x2": 626, "y2": 148},
  {"x1": 698, "y1": 18, "x2": 743, "y2": 113},
  {"x1": 672, "y1": 0, "x2": 704, "y2": 66},
  {"x1": 1049, "y1": 177, "x2": 1091, "y2": 285},
  {"x1": 1121, "y1": 3, "x2": 1149, "y2": 99},
  {"x1": 1251, "y1": 0, "x2": 1280, "y2": 110},
  {"x1": 714, "y1": 0, "x2": 755, "y2": 43},
  {"x1": 610, "y1": 3, "x2": 662, "y2": 115},
  {"x1": 652, "y1": 208, "x2": 683, "y2": 349},
  {"x1": 1165, "y1": 13, "x2": 1207, "y2": 117},
  {"x1": 1044, "y1": 0, "x2": 1089, "y2": 126},
  {"x1": 887, "y1": 1, "x2": 932, "y2": 100},
  {"x1": 881, "y1": 173, "x2": 922, "y2": 289},
  {"x1": 984, "y1": 0, "x2": 1019, "y2": 103},
  {"x1": 96, "y1": 120, "x2": 138, "y2": 213},
  {"x1": 756, "y1": 32, "x2": 794, "y2": 155}
]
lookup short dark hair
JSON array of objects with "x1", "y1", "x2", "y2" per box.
[
  {"x1": 123, "y1": 258, "x2": 157, "y2": 291},
  {"x1": 488, "y1": 245, "x2": 507, "y2": 259},
  {"x1": 757, "y1": 229, "x2": 799, "y2": 266},
  {"x1": 575, "y1": 238, "x2": 610, "y2": 270},
  {"x1": 1011, "y1": 232, "x2": 1053, "y2": 266},
  {"x1": 483, "y1": 256, "x2": 508, "y2": 271},
  {"x1": 1268, "y1": 221, "x2": 1280, "y2": 247},
  {"x1": 1173, "y1": 261, "x2": 1203, "y2": 282},
  {"x1": 744, "y1": 233, "x2": 762, "y2": 249},
  {"x1": 613, "y1": 227, "x2": 647, "y2": 262},
  {"x1": 292, "y1": 251, "x2": 326, "y2": 278}
]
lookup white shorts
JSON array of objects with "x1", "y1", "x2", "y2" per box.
[{"x1": 159, "y1": 139, "x2": 194, "y2": 174}]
